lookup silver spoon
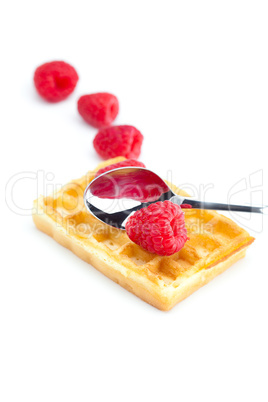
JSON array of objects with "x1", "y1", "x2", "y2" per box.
[{"x1": 84, "y1": 167, "x2": 267, "y2": 230}]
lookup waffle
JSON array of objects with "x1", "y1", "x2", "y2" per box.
[{"x1": 32, "y1": 157, "x2": 254, "y2": 311}]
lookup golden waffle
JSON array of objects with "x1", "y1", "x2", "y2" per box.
[{"x1": 32, "y1": 157, "x2": 254, "y2": 311}]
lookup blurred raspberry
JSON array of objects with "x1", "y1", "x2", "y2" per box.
[
  {"x1": 93, "y1": 125, "x2": 143, "y2": 159},
  {"x1": 78, "y1": 93, "x2": 119, "y2": 128},
  {"x1": 95, "y1": 159, "x2": 145, "y2": 177},
  {"x1": 34, "y1": 61, "x2": 79, "y2": 102},
  {"x1": 125, "y1": 201, "x2": 188, "y2": 256}
]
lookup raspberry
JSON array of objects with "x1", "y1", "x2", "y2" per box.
[
  {"x1": 125, "y1": 201, "x2": 188, "y2": 256},
  {"x1": 78, "y1": 93, "x2": 119, "y2": 128},
  {"x1": 95, "y1": 159, "x2": 145, "y2": 177},
  {"x1": 34, "y1": 61, "x2": 79, "y2": 102},
  {"x1": 93, "y1": 125, "x2": 143, "y2": 160}
]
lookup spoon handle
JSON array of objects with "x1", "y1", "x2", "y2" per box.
[{"x1": 171, "y1": 196, "x2": 267, "y2": 214}]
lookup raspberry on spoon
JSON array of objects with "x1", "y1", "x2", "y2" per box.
[{"x1": 125, "y1": 201, "x2": 188, "y2": 256}]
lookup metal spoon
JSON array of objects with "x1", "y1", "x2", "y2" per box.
[{"x1": 84, "y1": 167, "x2": 267, "y2": 229}]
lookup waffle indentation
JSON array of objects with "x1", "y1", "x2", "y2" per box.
[
  {"x1": 93, "y1": 232, "x2": 126, "y2": 251},
  {"x1": 119, "y1": 244, "x2": 156, "y2": 266}
]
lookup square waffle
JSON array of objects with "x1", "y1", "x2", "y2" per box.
[{"x1": 32, "y1": 157, "x2": 254, "y2": 311}]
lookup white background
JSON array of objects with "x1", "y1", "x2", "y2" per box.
[{"x1": 1, "y1": 1, "x2": 268, "y2": 401}]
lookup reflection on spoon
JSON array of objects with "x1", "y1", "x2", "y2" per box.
[{"x1": 90, "y1": 167, "x2": 170, "y2": 202}]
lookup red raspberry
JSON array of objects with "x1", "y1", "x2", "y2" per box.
[
  {"x1": 78, "y1": 93, "x2": 119, "y2": 128},
  {"x1": 125, "y1": 201, "x2": 188, "y2": 256},
  {"x1": 93, "y1": 125, "x2": 143, "y2": 159},
  {"x1": 34, "y1": 61, "x2": 79, "y2": 102},
  {"x1": 95, "y1": 159, "x2": 145, "y2": 177}
]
